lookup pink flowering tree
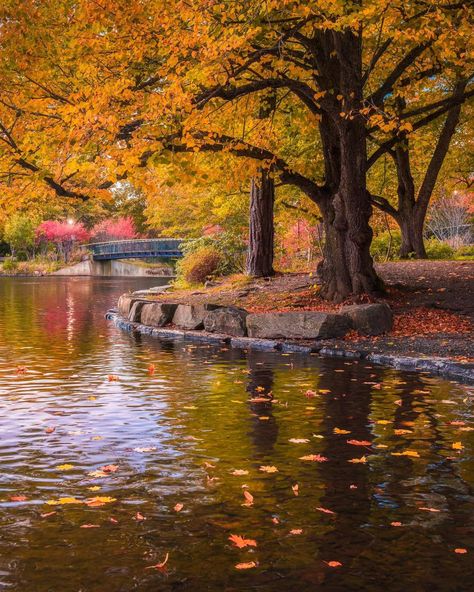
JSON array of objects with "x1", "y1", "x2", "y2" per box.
[
  {"x1": 36, "y1": 220, "x2": 90, "y2": 262},
  {"x1": 90, "y1": 217, "x2": 138, "y2": 242}
]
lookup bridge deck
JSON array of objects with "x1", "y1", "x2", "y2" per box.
[{"x1": 88, "y1": 238, "x2": 184, "y2": 261}]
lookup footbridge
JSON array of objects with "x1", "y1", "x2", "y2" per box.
[{"x1": 88, "y1": 238, "x2": 184, "y2": 261}]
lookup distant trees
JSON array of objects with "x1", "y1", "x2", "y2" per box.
[
  {"x1": 90, "y1": 217, "x2": 138, "y2": 242},
  {"x1": 36, "y1": 221, "x2": 90, "y2": 263},
  {"x1": 3, "y1": 213, "x2": 36, "y2": 260}
]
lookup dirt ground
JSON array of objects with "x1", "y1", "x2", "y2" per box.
[{"x1": 151, "y1": 261, "x2": 474, "y2": 362}]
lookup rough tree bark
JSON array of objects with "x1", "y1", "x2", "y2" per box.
[
  {"x1": 312, "y1": 30, "x2": 382, "y2": 302},
  {"x1": 246, "y1": 168, "x2": 275, "y2": 277}
]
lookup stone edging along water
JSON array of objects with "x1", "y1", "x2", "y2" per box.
[{"x1": 106, "y1": 310, "x2": 474, "y2": 384}]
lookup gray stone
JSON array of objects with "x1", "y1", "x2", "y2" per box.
[
  {"x1": 246, "y1": 311, "x2": 350, "y2": 340},
  {"x1": 117, "y1": 294, "x2": 134, "y2": 317},
  {"x1": 172, "y1": 303, "x2": 220, "y2": 330},
  {"x1": 140, "y1": 302, "x2": 177, "y2": 327},
  {"x1": 203, "y1": 307, "x2": 248, "y2": 336},
  {"x1": 341, "y1": 303, "x2": 393, "y2": 336},
  {"x1": 128, "y1": 300, "x2": 149, "y2": 322}
]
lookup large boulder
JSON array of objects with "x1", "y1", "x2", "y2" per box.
[
  {"x1": 172, "y1": 303, "x2": 221, "y2": 330},
  {"x1": 246, "y1": 311, "x2": 350, "y2": 339},
  {"x1": 140, "y1": 302, "x2": 178, "y2": 327},
  {"x1": 341, "y1": 303, "x2": 393, "y2": 335},
  {"x1": 204, "y1": 307, "x2": 248, "y2": 336}
]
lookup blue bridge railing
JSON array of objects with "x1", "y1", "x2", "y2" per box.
[{"x1": 87, "y1": 238, "x2": 185, "y2": 261}]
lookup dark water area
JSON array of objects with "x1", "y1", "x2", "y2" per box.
[{"x1": 0, "y1": 277, "x2": 473, "y2": 592}]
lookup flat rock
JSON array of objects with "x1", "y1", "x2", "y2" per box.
[
  {"x1": 117, "y1": 294, "x2": 134, "y2": 317},
  {"x1": 204, "y1": 307, "x2": 248, "y2": 336},
  {"x1": 140, "y1": 302, "x2": 177, "y2": 327},
  {"x1": 246, "y1": 311, "x2": 350, "y2": 340},
  {"x1": 341, "y1": 303, "x2": 393, "y2": 336},
  {"x1": 172, "y1": 303, "x2": 221, "y2": 330}
]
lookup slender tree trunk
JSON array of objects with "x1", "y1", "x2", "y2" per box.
[
  {"x1": 246, "y1": 168, "x2": 275, "y2": 277},
  {"x1": 397, "y1": 205, "x2": 427, "y2": 259}
]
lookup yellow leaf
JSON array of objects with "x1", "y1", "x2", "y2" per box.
[
  {"x1": 348, "y1": 456, "x2": 367, "y2": 464},
  {"x1": 56, "y1": 464, "x2": 74, "y2": 471},
  {"x1": 333, "y1": 428, "x2": 351, "y2": 435},
  {"x1": 46, "y1": 497, "x2": 82, "y2": 506},
  {"x1": 391, "y1": 450, "x2": 420, "y2": 458},
  {"x1": 452, "y1": 441, "x2": 464, "y2": 450}
]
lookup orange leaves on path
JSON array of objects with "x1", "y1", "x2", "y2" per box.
[{"x1": 228, "y1": 534, "x2": 257, "y2": 549}]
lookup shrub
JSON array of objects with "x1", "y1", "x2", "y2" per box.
[
  {"x1": 455, "y1": 244, "x2": 474, "y2": 260},
  {"x1": 424, "y1": 238, "x2": 454, "y2": 260},
  {"x1": 370, "y1": 230, "x2": 402, "y2": 261},
  {"x1": 179, "y1": 231, "x2": 246, "y2": 278},
  {"x1": 4, "y1": 213, "x2": 37, "y2": 260},
  {"x1": 177, "y1": 245, "x2": 222, "y2": 284},
  {"x1": 2, "y1": 257, "x2": 18, "y2": 273},
  {"x1": 36, "y1": 220, "x2": 90, "y2": 262}
]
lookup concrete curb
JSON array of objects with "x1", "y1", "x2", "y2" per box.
[{"x1": 106, "y1": 311, "x2": 474, "y2": 383}]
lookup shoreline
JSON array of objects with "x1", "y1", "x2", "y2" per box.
[{"x1": 107, "y1": 311, "x2": 474, "y2": 384}]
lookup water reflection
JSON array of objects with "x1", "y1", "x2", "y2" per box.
[{"x1": 0, "y1": 277, "x2": 473, "y2": 592}]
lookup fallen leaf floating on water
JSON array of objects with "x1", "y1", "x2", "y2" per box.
[
  {"x1": 135, "y1": 512, "x2": 146, "y2": 521},
  {"x1": 10, "y1": 495, "x2": 27, "y2": 502},
  {"x1": 348, "y1": 456, "x2": 367, "y2": 464},
  {"x1": 347, "y1": 440, "x2": 371, "y2": 446},
  {"x1": 88, "y1": 470, "x2": 108, "y2": 478},
  {"x1": 290, "y1": 529, "x2": 303, "y2": 535},
  {"x1": 391, "y1": 450, "x2": 420, "y2": 458},
  {"x1": 259, "y1": 465, "x2": 278, "y2": 473},
  {"x1": 109, "y1": 517, "x2": 118, "y2": 524},
  {"x1": 391, "y1": 522, "x2": 402, "y2": 527},
  {"x1": 56, "y1": 464, "x2": 74, "y2": 471},
  {"x1": 454, "y1": 548, "x2": 468, "y2": 554},
  {"x1": 84, "y1": 496, "x2": 116, "y2": 507},
  {"x1": 289, "y1": 438, "x2": 310, "y2": 444},
  {"x1": 40, "y1": 511, "x2": 57, "y2": 518},
  {"x1": 16, "y1": 366, "x2": 28, "y2": 374},
  {"x1": 304, "y1": 390, "x2": 317, "y2": 398},
  {"x1": 292, "y1": 484, "x2": 299, "y2": 496},
  {"x1": 80, "y1": 524, "x2": 100, "y2": 528},
  {"x1": 46, "y1": 497, "x2": 82, "y2": 506},
  {"x1": 203, "y1": 462, "x2": 216, "y2": 469},
  {"x1": 452, "y1": 441, "x2": 464, "y2": 450},
  {"x1": 326, "y1": 561, "x2": 342, "y2": 568},
  {"x1": 316, "y1": 507, "x2": 335, "y2": 515},
  {"x1": 147, "y1": 364, "x2": 155, "y2": 375},
  {"x1": 107, "y1": 375, "x2": 119, "y2": 381},
  {"x1": 88, "y1": 486, "x2": 101, "y2": 491},
  {"x1": 45, "y1": 427, "x2": 55, "y2": 434},
  {"x1": 146, "y1": 553, "x2": 169, "y2": 570},
  {"x1": 419, "y1": 507, "x2": 441, "y2": 512},
  {"x1": 271, "y1": 517, "x2": 280, "y2": 525},
  {"x1": 299, "y1": 454, "x2": 328, "y2": 462},
  {"x1": 231, "y1": 469, "x2": 249, "y2": 476},
  {"x1": 228, "y1": 534, "x2": 257, "y2": 549},
  {"x1": 333, "y1": 428, "x2": 351, "y2": 435},
  {"x1": 242, "y1": 490, "x2": 254, "y2": 506},
  {"x1": 101, "y1": 465, "x2": 118, "y2": 473},
  {"x1": 394, "y1": 429, "x2": 412, "y2": 435},
  {"x1": 377, "y1": 420, "x2": 392, "y2": 425},
  {"x1": 235, "y1": 561, "x2": 257, "y2": 570},
  {"x1": 134, "y1": 447, "x2": 157, "y2": 453},
  {"x1": 174, "y1": 503, "x2": 184, "y2": 512}
]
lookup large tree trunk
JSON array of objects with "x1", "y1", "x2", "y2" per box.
[
  {"x1": 246, "y1": 168, "x2": 275, "y2": 277},
  {"x1": 397, "y1": 205, "x2": 427, "y2": 259},
  {"x1": 315, "y1": 30, "x2": 381, "y2": 302}
]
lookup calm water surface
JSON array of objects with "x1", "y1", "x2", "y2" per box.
[{"x1": 0, "y1": 277, "x2": 473, "y2": 592}]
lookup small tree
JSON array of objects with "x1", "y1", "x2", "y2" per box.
[
  {"x1": 426, "y1": 191, "x2": 473, "y2": 249},
  {"x1": 90, "y1": 217, "x2": 138, "y2": 242},
  {"x1": 3, "y1": 213, "x2": 36, "y2": 260},
  {"x1": 36, "y1": 220, "x2": 90, "y2": 263}
]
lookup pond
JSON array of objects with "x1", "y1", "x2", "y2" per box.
[{"x1": 0, "y1": 277, "x2": 473, "y2": 592}]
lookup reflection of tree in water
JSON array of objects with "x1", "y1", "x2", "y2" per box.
[{"x1": 245, "y1": 350, "x2": 279, "y2": 456}]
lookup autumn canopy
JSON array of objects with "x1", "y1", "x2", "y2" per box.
[{"x1": 0, "y1": 0, "x2": 472, "y2": 299}]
